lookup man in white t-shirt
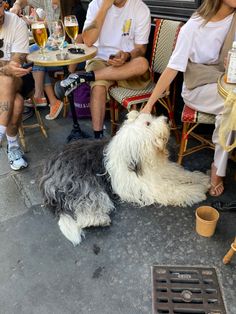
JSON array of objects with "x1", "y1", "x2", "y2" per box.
[
  {"x1": 56, "y1": 0, "x2": 151, "y2": 139},
  {"x1": 0, "y1": 3, "x2": 34, "y2": 170}
]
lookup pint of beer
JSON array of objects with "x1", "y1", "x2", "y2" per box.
[
  {"x1": 64, "y1": 15, "x2": 79, "y2": 44},
  {"x1": 32, "y1": 22, "x2": 48, "y2": 48}
]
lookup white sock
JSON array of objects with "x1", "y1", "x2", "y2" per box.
[
  {"x1": 6, "y1": 134, "x2": 20, "y2": 149},
  {"x1": 0, "y1": 125, "x2": 7, "y2": 144}
]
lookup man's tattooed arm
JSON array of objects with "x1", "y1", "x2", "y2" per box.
[
  {"x1": 82, "y1": 1, "x2": 113, "y2": 46},
  {"x1": 0, "y1": 101, "x2": 10, "y2": 116}
]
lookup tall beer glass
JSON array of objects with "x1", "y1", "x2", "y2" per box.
[
  {"x1": 64, "y1": 15, "x2": 79, "y2": 46},
  {"x1": 31, "y1": 21, "x2": 48, "y2": 59},
  {"x1": 49, "y1": 20, "x2": 65, "y2": 56}
]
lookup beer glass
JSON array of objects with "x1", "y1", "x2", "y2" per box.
[
  {"x1": 49, "y1": 20, "x2": 65, "y2": 56},
  {"x1": 31, "y1": 21, "x2": 48, "y2": 59},
  {"x1": 64, "y1": 15, "x2": 79, "y2": 46}
]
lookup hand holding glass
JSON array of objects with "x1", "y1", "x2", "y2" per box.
[
  {"x1": 31, "y1": 21, "x2": 48, "y2": 59},
  {"x1": 64, "y1": 15, "x2": 79, "y2": 46}
]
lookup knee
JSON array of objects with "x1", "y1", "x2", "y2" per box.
[
  {"x1": 91, "y1": 85, "x2": 106, "y2": 98},
  {"x1": 0, "y1": 76, "x2": 15, "y2": 91},
  {"x1": 13, "y1": 94, "x2": 24, "y2": 116},
  {"x1": 132, "y1": 57, "x2": 149, "y2": 73}
]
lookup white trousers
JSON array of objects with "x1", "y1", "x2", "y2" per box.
[{"x1": 182, "y1": 82, "x2": 235, "y2": 177}]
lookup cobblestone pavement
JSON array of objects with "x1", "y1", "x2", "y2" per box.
[{"x1": 0, "y1": 110, "x2": 235, "y2": 314}]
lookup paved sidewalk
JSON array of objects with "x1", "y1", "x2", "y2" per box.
[{"x1": 0, "y1": 112, "x2": 235, "y2": 314}]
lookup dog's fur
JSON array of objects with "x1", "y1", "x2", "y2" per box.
[{"x1": 40, "y1": 111, "x2": 210, "y2": 245}]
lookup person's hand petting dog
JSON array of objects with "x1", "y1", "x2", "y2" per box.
[
  {"x1": 3, "y1": 61, "x2": 32, "y2": 77},
  {"x1": 108, "y1": 51, "x2": 130, "y2": 67}
]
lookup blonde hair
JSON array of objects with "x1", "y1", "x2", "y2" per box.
[{"x1": 196, "y1": 0, "x2": 222, "y2": 22}]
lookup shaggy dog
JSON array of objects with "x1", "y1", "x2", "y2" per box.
[{"x1": 40, "y1": 111, "x2": 209, "y2": 245}]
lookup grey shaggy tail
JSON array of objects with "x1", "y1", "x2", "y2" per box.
[
  {"x1": 39, "y1": 139, "x2": 112, "y2": 218},
  {"x1": 58, "y1": 214, "x2": 83, "y2": 246}
]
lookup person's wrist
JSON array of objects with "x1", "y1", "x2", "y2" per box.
[
  {"x1": 125, "y1": 52, "x2": 131, "y2": 62},
  {"x1": 14, "y1": 1, "x2": 22, "y2": 8},
  {"x1": 0, "y1": 66, "x2": 6, "y2": 75}
]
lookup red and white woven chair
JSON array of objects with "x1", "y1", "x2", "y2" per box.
[
  {"x1": 177, "y1": 105, "x2": 215, "y2": 164},
  {"x1": 109, "y1": 18, "x2": 183, "y2": 139}
]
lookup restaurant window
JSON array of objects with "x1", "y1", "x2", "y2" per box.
[
  {"x1": 81, "y1": 1, "x2": 202, "y2": 21},
  {"x1": 144, "y1": 0, "x2": 202, "y2": 21}
]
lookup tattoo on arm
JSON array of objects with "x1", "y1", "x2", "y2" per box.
[
  {"x1": 0, "y1": 102, "x2": 10, "y2": 116},
  {"x1": 11, "y1": 53, "x2": 27, "y2": 64},
  {"x1": 83, "y1": 21, "x2": 98, "y2": 33}
]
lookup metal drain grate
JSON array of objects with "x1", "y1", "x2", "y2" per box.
[{"x1": 152, "y1": 266, "x2": 226, "y2": 314}]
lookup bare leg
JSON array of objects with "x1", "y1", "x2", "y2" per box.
[
  {"x1": 90, "y1": 85, "x2": 107, "y2": 131},
  {"x1": 44, "y1": 84, "x2": 63, "y2": 120},
  {"x1": 44, "y1": 84, "x2": 59, "y2": 106},
  {"x1": 209, "y1": 163, "x2": 224, "y2": 197},
  {"x1": 95, "y1": 57, "x2": 149, "y2": 81},
  {"x1": 0, "y1": 76, "x2": 16, "y2": 127},
  {"x1": 32, "y1": 71, "x2": 45, "y2": 98},
  {"x1": 6, "y1": 93, "x2": 24, "y2": 137}
]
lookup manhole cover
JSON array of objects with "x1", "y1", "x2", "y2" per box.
[{"x1": 152, "y1": 266, "x2": 227, "y2": 314}]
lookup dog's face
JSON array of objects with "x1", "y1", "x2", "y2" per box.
[
  {"x1": 124, "y1": 111, "x2": 170, "y2": 151},
  {"x1": 109, "y1": 111, "x2": 170, "y2": 176}
]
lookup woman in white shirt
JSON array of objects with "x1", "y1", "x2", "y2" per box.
[{"x1": 142, "y1": 0, "x2": 236, "y2": 197}]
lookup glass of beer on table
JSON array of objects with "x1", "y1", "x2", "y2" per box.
[
  {"x1": 49, "y1": 20, "x2": 65, "y2": 56},
  {"x1": 31, "y1": 21, "x2": 48, "y2": 59},
  {"x1": 64, "y1": 15, "x2": 79, "y2": 46}
]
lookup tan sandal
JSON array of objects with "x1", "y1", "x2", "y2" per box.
[{"x1": 209, "y1": 181, "x2": 224, "y2": 197}]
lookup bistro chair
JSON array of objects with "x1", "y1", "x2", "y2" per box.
[
  {"x1": 19, "y1": 96, "x2": 48, "y2": 151},
  {"x1": 109, "y1": 18, "x2": 183, "y2": 140},
  {"x1": 177, "y1": 105, "x2": 215, "y2": 164}
]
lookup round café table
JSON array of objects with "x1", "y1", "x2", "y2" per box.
[
  {"x1": 27, "y1": 43, "x2": 97, "y2": 141},
  {"x1": 217, "y1": 73, "x2": 236, "y2": 162},
  {"x1": 218, "y1": 73, "x2": 236, "y2": 98}
]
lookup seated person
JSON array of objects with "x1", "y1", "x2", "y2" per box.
[
  {"x1": 141, "y1": 0, "x2": 236, "y2": 197},
  {"x1": 0, "y1": 3, "x2": 34, "y2": 170},
  {"x1": 11, "y1": 0, "x2": 86, "y2": 119},
  {"x1": 55, "y1": 0, "x2": 151, "y2": 138}
]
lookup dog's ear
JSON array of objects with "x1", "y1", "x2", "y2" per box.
[
  {"x1": 126, "y1": 110, "x2": 139, "y2": 123},
  {"x1": 127, "y1": 158, "x2": 143, "y2": 176}
]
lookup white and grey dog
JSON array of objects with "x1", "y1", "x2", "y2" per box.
[{"x1": 40, "y1": 111, "x2": 209, "y2": 245}]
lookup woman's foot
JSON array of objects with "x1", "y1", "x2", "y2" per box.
[
  {"x1": 209, "y1": 163, "x2": 224, "y2": 197},
  {"x1": 24, "y1": 97, "x2": 48, "y2": 108},
  {"x1": 45, "y1": 100, "x2": 63, "y2": 120}
]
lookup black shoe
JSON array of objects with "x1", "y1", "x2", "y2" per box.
[
  {"x1": 54, "y1": 72, "x2": 94, "y2": 99},
  {"x1": 212, "y1": 201, "x2": 236, "y2": 212}
]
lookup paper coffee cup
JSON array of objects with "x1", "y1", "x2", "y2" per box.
[{"x1": 195, "y1": 206, "x2": 220, "y2": 237}]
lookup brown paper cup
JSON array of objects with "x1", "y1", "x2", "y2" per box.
[{"x1": 195, "y1": 206, "x2": 220, "y2": 237}]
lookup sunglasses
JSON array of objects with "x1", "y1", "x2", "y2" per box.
[{"x1": 0, "y1": 38, "x2": 3, "y2": 58}]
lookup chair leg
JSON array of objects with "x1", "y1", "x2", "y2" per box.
[
  {"x1": 18, "y1": 124, "x2": 27, "y2": 152},
  {"x1": 31, "y1": 97, "x2": 48, "y2": 138},
  {"x1": 110, "y1": 99, "x2": 119, "y2": 136},
  {"x1": 63, "y1": 97, "x2": 69, "y2": 118},
  {"x1": 178, "y1": 122, "x2": 189, "y2": 164},
  {"x1": 166, "y1": 95, "x2": 180, "y2": 143},
  {"x1": 158, "y1": 96, "x2": 180, "y2": 143},
  {"x1": 169, "y1": 110, "x2": 180, "y2": 143}
]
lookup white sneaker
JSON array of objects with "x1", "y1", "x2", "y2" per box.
[{"x1": 7, "y1": 146, "x2": 28, "y2": 170}]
